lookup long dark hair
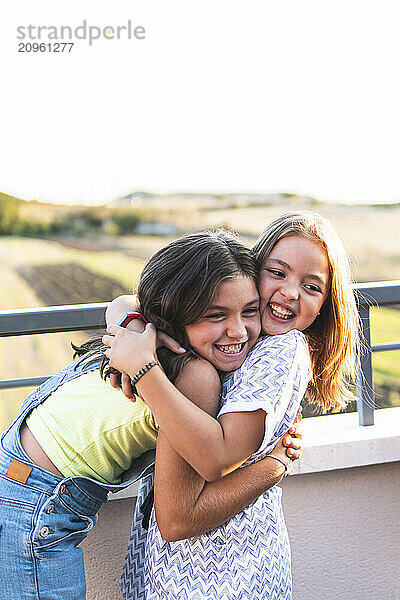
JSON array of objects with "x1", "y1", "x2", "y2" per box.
[{"x1": 74, "y1": 229, "x2": 258, "y2": 384}]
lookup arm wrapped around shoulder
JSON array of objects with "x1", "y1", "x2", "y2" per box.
[{"x1": 218, "y1": 330, "x2": 311, "y2": 452}]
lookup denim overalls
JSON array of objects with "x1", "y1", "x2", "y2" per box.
[{"x1": 0, "y1": 356, "x2": 155, "y2": 600}]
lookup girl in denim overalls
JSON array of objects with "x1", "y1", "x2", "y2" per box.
[{"x1": 0, "y1": 354, "x2": 156, "y2": 600}]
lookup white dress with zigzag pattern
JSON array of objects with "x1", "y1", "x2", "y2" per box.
[{"x1": 121, "y1": 330, "x2": 310, "y2": 600}]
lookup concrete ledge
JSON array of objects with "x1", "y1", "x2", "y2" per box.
[
  {"x1": 110, "y1": 407, "x2": 400, "y2": 500},
  {"x1": 292, "y1": 406, "x2": 400, "y2": 475}
]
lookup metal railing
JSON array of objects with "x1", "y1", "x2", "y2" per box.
[
  {"x1": 1, "y1": 281, "x2": 400, "y2": 426},
  {"x1": 354, "y1": 281, "x2": 400, "y2": 425},
  {"x1": 0, "y1": 303, "x2": 107, "y2": 389}
]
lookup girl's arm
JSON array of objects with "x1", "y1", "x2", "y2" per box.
[
  {"x1": 103, "y1": 325, "x2": 308, "y2": 483},
  {"x1": 144, "y1": 367, "x2": 265, "y2": 481},
  {"x1": 156, "y1": 433, "x2": 297, "y2": 541},
  {"x1": 105, "y1": 294, "x2": 185, "y2": 352},
  {"x1": 154, "y1": 359, "x2": 301, "y2": 541},
  {"x1": 105, "y1": 295, "x2": 184, "y2": 397},
  {"x1": 105, "y1": 296, "x2": 144, "y2": 398},
  {"x1": 104, "y1": 325, "x2": 265, "y2": 481},
  {"x1": 105, "y1": 294, "x2": 139, "y2": 325}
]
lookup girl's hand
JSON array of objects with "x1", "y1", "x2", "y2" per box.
[
  {"x1": 156, "y1": 331, "x2": 186, "y2": 354},
  {"x1": 270, "y1": 420, "x2": 303, "y2": 476},
  {"x1": 294, "y1": 405, "x2": 303, "y2": 423},
  {"x1": 105, "y1": 294, "x2": 185, "y2": 354},
  {"x1": 102, "y1": 323, "x2": 157, "y2": 378},
  {"x1": 282, "y1": 413, "x2": 303, "y2": 460},
  {"x1": 109, "y1": 371, "x2": 136, "y2": 401}
]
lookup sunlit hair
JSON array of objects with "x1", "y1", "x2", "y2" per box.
[
  {"x1": 137, "y1": 229, "x2": 258, "y2": 382},
  {"x1": 252, "y1": 211, "x2": 359, "y2": 413}
]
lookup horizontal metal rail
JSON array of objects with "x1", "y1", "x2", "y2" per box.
[
  {"x1": 0, "y1": 280, "x2": 400, "y2": 426},
  {"x1": 0, "y1": 376, "x2": 48, "y2": 390},
  {"x1": 371, "y1": 342, "x2": 400, "y2": 353},
  {"x1": 354, "y1": 280, "x2": 400, "y2": 306},
  {"x1": 0, "y1": 303, "x2": 107, "y2": 391},
  {"x1": 0, "y1": 303, "x2": 107, "y2": 337}
]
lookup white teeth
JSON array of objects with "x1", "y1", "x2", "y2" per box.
[
  {"x1": 270, "y1": 303, "x2": 294, "y2": 320},
  {"x1": 216, "y1": 343, "x2": 245, "y2": 355}
]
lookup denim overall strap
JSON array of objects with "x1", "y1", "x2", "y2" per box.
[
  {"x1": 9, "y1": 355, "x2": 101, "y2": 434},
  {"x1": 1, "y1": 355, "x2": 102, "y2": 458}
]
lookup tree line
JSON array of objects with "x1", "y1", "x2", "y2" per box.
[{"x1": 0, "y1": 192, "x2": 144, "y2": 236}]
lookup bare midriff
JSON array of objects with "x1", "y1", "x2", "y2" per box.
[{"x1": 20, "y1": 422, "x2": 64, "y2": 478}]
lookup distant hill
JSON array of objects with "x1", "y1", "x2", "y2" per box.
[{"x1": 110, "y1": 191, "x2": 320, "y2": 209}]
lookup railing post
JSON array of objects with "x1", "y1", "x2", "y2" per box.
[{"x1": 356, "y1": 305, "x2": 374, "y2": 426}]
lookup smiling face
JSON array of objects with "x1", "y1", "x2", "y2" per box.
[
  {"x1": 185, "y1": 275, "x2": 261, "y2": 372},
  {"x1": 258, "y1": 235, "x2": 330, "y2": 336}
]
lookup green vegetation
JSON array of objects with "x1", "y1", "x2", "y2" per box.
[
  {"x1": 0, "y1": 193, "x2": 20, "y2": 233},
  {"x1": 109, "y1": 209, "x2": 141, "y2": 235},
  {"x1": 0, "y1": 192, "x2": 157, "y2": 237},
  {"x1": 0, "y1": 192, "x2": 62, "y2": 235},
  {"x1": 370, "y1": 307, "x2": 400, "y2": 392}
]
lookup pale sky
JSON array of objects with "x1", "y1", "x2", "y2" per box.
[{"x1": 1, "y1": 0, "x2": 400, "y2": 205}]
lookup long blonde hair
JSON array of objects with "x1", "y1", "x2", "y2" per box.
[{"x1": 252, "y1": 211, "x2": 360, "y2": 413}]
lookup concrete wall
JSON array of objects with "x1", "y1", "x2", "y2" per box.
[
  {"x1": 83, "y1": 497, "x2": 135, "y2": 600},
  {"x1": 282, "y1": 461, "x2": 400, "y2": 600},
  {"x1": 83, "y1": 460, "x2": 400, "y2": 600}
]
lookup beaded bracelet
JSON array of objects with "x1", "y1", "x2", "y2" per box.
[
  {"x1": 131, "y1": 360, "x2": 159, "y2": 385},
  {"x1": 267, "y1": 454, "x2": 289, "y2": 474}
]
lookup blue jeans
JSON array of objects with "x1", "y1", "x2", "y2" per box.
[{"x1": 0, "y1": 442, "x2": 103, "y2": 599}]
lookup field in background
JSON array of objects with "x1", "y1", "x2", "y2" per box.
[
  {"x1": 1, "y1": 200, "x2": 399, "y2": 429},
  {"x1": 0, "y1": 237, "x2": 148, "y2": 429},
  {"x1": 196, "y1": 202, "x2": 400, "y2": 282}
]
